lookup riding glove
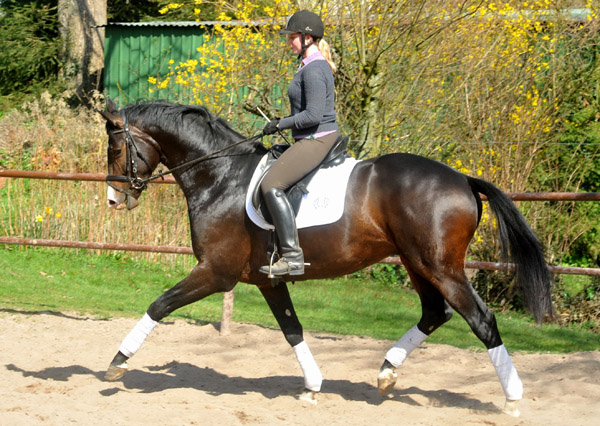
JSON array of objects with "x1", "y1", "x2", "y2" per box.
[{"x1": 262, "y1": 119, "x2": 280, "y2": 135}]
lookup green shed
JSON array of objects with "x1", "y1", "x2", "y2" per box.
[{"x1": 103, "y1": 21, "x2": 248, "y2": 107}]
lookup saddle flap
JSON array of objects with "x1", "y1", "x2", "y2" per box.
[{"x1": 246, "y1": 154, "x2": 359, "y2": 230}]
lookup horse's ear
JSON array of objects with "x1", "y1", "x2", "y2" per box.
[
  {"x1": 98, "y1": 98, "x2": 123, "y2": 127},
  {"x1": 106, "y1": 98, "x2": 119, "y2": 114},
  {"x1": 99, "y1": 109, "x2": 123, "y2": 128}
]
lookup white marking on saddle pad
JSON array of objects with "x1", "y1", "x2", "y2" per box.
[{"x1": 245, "y1": 154, "x2": 360, "y2": 230}]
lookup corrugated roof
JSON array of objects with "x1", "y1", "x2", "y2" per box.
[
  {"x1": 98, "y1": 20, "x2": 269, "y2": 28},
  {"x1": 97, "y1": 9, "x2": 593, "y2": 29}
]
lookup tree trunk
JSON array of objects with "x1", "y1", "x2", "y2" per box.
[
  {"x1": 58, "y1": 0, "x2": 106, "y2": 103},
  {"x1": 359, "y1": 68, "x2": 383, "y2": 158}
]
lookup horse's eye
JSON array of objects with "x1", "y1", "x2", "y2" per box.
[
  {"x1": 107, "y1": 147, "x2": 122, "y2": 162},
  {"x1": 107, "y1": 144, "x2": 122, "y2": 155}
]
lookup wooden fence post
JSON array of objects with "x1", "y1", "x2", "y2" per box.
[{"x1": 220, "y1": 289, "x2": 235, "y2": 336}]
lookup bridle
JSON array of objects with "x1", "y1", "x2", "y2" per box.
[
  {"x1": 105, "y1": 110, "x2": 263, "y2": 197},
  {"x1": 106, "y1": 111, "x2": 155, "y2": 197}
]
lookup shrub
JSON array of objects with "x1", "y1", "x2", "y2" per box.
[{"x1": 0, "y1": 1, "x2": 64, "y2": 109}]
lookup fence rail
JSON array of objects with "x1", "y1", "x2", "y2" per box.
[
  {"x1": 2, "y1": 169, "x2": 600, "y2": 200},
  {"x1": 1, "y1": 169, "x2": 599, "y2": 277},
  {"x1": 0, "y1": 169, "x2": 177, "y2": 184},
  {"x1": 1, "y1": 236, "x2": 599, "y2": 276}
]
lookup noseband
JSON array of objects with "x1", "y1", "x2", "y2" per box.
[{"x1": 105, "y1": 110, "x2": 263, "y2": 197}]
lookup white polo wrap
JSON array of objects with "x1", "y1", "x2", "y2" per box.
[
  {"x1": 293, "y1": 341, "x2": 323, "y2": 392},
  {"x1": 119, "y1": 313, "x2": 158, "y2": 358},
  {"x1": 488, "y1": 344, "x2": 523, "y2": 401},
  {"x1": 385, "y1": 325, "x2": 428, "y2": 368}
]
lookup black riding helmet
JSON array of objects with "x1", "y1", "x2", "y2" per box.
[
  {"x1": 280, "y1": 10, "x2": 325, "y2": 38},
  {"x1": 280, "y1": 10, "x2": 325, "y2": 59}
]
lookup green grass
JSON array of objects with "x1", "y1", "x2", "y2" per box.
[{"x1": 1, "y1": 247, "x2": 598, "y2": 353}]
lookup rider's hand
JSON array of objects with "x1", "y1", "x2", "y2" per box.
[{"x1": 262, "y1": 119, "x2": 280, "y2": 136}]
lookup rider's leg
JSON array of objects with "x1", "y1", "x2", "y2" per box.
[
  {"x1": 259, "y1": 187, "x2": 305, "y2": 275},
  {"x1": 259, "y1": 132, "x2": 338, "y2": 276}
]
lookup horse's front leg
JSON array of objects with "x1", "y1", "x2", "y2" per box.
[
  {"x1": 258, "y1": 281, "x2": 322, "y2": 405},
  {"x1": 105, "y1": 264, "x2": 236, "y2": 381},
  {"x1": 378, "y1": 267, "x2": 452, "y2": 396}
]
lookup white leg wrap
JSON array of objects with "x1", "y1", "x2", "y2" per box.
[
  {"x1": 488, "y1": 344, "x2": 523, "y2": 401},
  {"x1": 118, "y1": 313, "x2": 158, "y2": 358},
  {"x1": 293, "y1": 341, "x2": 323, "y2": 392},
  {"x1": 385, "y1": 325, "x2": 428, "y2": 368}
]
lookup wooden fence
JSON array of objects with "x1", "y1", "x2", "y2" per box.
[{"x1": 2, "y1": 169, "x2": 599, "y2": 333}]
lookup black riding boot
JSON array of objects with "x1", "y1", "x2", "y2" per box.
[{"x1": 259, "y1": 188, "x2": 305, "y2": 276}]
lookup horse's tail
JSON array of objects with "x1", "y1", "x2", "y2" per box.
[{"x1": 467, "y1": 176, "x2": 554, "y2": 323}]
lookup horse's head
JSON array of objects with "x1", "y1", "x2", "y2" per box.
[{"x1": 100, "y1": 99, "x2": 162, "y2": 210}]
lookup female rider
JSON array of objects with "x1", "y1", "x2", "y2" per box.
[{"x1": 260, "y1": 10, "x2": 339, "y2": 277}]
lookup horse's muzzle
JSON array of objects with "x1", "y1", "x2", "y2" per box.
[
  {"x1": 125, "y1": 196, "x2": 140, "y2": 210},
  {"x1": 107, "y1": 186, "x2": 140, "y2": 210}
]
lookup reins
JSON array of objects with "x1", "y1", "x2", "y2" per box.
[
  {"x1": 140, "y1": 132, "x2": 263, "y2": 185},
  {"x1": 106, "y1": 110, "x2": 263, "y2": 192}
]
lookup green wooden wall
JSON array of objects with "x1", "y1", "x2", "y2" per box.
[{"x1": 104, "y1": 22, "x2": 209, "y2": 107}]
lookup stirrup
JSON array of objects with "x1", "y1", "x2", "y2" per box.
[
  {"x1": 265, "y1": 250, "x2": 279, "y2": 278},
  {"x1": 260, "y1": 253, "x2": 309, "y2": 278}
]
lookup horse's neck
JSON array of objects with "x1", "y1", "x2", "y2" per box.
[
  {"x1": 149, "y1": 119, "x2": 265, "y2": 205},
  {"x1": 168, "y1": 142, "x2": 264, "y2": 206}
]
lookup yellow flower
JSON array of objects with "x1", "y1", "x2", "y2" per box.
[
  {"x1": 44, "y1": 206, "x2": 53, "y2": 215},
  {"x1": 55, "y1": 213, "x2": 62, "y2": 219},
  {"x1": 36, "y1": 215, "x2": 43, "y2": 223}
]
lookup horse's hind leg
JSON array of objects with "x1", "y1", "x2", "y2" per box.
[
  {"x1": 258, "y1": 281, "x2": 322, "y2": 404},
  {"x1": 379, "y1": 260, "x2": 522, "y2": 414},
  {"x1": 439, "y1": 275, "x2": 523, "y2": 415},
  {"x1": 105, "y1": 264, "x2": 235, "y2": 381},
  {"x1": 378, "y1": 266, "x2": 453, "y2": 395}
]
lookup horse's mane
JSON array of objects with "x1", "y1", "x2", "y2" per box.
[{"x1": 122, "y1": 101, "x2": 249, "y2": 149}]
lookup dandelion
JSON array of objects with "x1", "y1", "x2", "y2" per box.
[{"x1": 36, "y1": 215, "x2": 43, "y2": 223}]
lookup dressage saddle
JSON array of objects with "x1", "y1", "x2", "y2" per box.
[{"x1": 252, "y1": 135, "x2": 350, "y2": 223}]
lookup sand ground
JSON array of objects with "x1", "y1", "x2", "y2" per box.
[{"x1": 1, "y1": 310, "x2": 598, "y2": 425}]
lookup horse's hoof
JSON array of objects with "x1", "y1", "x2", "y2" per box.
[
  {"x1": 502, "y1": 399, "x2": 520, "y2": 417},
  {"x1": 377, "y1": 368, "x2": 398, "y2": 396},
  {"x1": 105, "y1": 363, "x2": 128, "y2": 381},
  {"x1": 298, "y1": 390, "x2": 318, "y2": 405}
]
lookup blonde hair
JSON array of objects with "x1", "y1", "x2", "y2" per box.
[{"x1": 317, "y1": 38, "x2": 337, "y2": 73}]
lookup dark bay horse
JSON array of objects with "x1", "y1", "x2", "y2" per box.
[{"x1": 100, "y1": 99, "x2": 553, "y2": 416}]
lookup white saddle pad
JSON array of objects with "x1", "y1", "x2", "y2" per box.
[{"x1": 245, "y1": 154, "x2": 360, "y2": 230}]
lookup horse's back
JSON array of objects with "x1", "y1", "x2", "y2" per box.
[
  {"x1": 352, "y1": 153, "x2": 477, "y2": 208},
  {"x1": 343, "y1": 153, "x2": 480, "y2": 261}
]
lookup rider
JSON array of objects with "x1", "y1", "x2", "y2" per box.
[{"x1": 259, "y1": 10, "x2": 339, "y2": 277}]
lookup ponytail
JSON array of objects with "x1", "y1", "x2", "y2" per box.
[{"x1": 317, "y1": 38, "x2": 337, "y2": 73}]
